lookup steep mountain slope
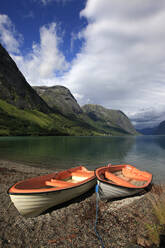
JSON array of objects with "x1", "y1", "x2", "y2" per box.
[
  {"x1": 0, "y1": 44, "x2": 101, "y2": 136},
  {"x1": 34, "y1": 86, "x2": 82, "y2": 116},
  {"x1": 0, "y1": 44, "x2": 51, "y2": 113},
  {"x1": 0, "y1": 43, "x2": 138, "y2": 136},
  {"x1": 82, "y1": 104, "x2": 138, "y2": 135}
]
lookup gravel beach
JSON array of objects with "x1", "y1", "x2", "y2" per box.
[{"x1": 0, "y1": 160, "x2": 162, "y2": 248}]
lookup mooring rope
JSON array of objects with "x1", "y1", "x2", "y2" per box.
[{"x1": 94, "y1": 183, "x2": 105, "y2": 248}]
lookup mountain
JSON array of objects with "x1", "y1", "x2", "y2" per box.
[
  {"x1": 137, "y1": 127, "x2": 157, "y2": 135},
  {"x1": 0, "y1": 44, "x2": 51, "y2": 113},
  {"x1": 0, "y1": 43, "x2": 137, "y2": 136},
  {"x1": 0, "y1": 97, "x2": 105, "y2": 136},
  {"x1": 138, "y1": 121, "x2": 165, "y2": 135},
  {"x1": 34, "y1": 86, "x2": 82, "y2": 116},
  {"x1": 82, "y1": 104, "x2": 138, "y2": 135},
  {"x1": 154, "y1": 121, "x2": 165, "y2": 135},
  {"x1": 34, "y1": 86, "x2": 137, "y2": 135},
  {"x1": 0, "y1": 43, "x2": 100, "y2": 136}
]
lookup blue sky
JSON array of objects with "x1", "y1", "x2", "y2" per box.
[
  {"x1": 0, "y1": 0, "x2": 87, "y2": 60},
  {"x1": 0, "y1": 0, "x2": 165, "y2": 129}
]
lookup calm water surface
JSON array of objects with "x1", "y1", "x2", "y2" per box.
[{"x1": 0, "y1": 136, "x2": 165, "y2": 182}]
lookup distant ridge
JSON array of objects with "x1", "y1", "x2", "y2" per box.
[
  {"x1": 137, "y1": 127, "x2": 157, "y2": 135},
  {"x1": 154, "y1": 121, "x2": 165, "y2": 135},
  {"x1": 82, "y1": 104, "x2": 138, "y2": 135}
]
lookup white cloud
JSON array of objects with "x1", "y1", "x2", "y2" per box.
[
  {"x1": 129, "y1": 107, "x2": 165, "y2": 129},
  {"x1": 0, "y1": 14, "x2": 23, "y2": 53},
  {"x1": 61, "y1": 0, "x2": 165, "y2": 128},
  {"x1": 13, "y1": 22, "x2": 69, "y2": 85},
  {"x1": 0, "y1": 15, "x2": 68, "y2": 86}
]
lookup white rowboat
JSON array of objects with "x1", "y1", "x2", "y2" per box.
[
  {"x1": 95, "y1": 164, "x2": 152, "y2": 201},
  {"x1": 8, "y1": 166, "x2": 96, "y2": 218}
]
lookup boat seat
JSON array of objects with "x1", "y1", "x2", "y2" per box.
[
  {"x1": 71, "y1": 171, "x2": 94, "y2": 177},
  {"x1": 45, "y1": 179, "x2": 75, "y2": 187},
  {"x1": 71, "y1": 171, "x2": 94, "y2": 182},
  {"x1": 122, "y1": 167, "x2": 149, "y2": 181},
  {"x1": 105, "y1": 171, "x2": 135, "y2": 188}
]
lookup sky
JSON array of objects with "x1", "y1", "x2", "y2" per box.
[{"x1": 0, "y1": 0, "x2": 165, "y2": 129}]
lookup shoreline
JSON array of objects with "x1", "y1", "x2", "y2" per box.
[{"x1": 0, "y1": 159, "x2": 163, "y2": 247}]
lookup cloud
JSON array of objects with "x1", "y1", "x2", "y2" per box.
[
  {"x1": 1, "y1": 0, "x2": 165, "y2": 129},
  {"x1": 0, "y1": 14, "x2": 23, "y2": 53},
  {"x1": 13, "y1": 22, "x2": 69, "y2": 85},
  {"x1": 0, "y1": 14, "x2": 68, "y2": 86},
  {"x1": 129, "y1": 108, "x2": 165, "y2": 129},
  {"x1": 61, "y1": 0, "x2": 165, "y2": 128}
]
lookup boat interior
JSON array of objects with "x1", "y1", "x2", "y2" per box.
[
  {"x1": 9, "y1": 166, "x2": 95, "y2": 193},
  {"x1": 104, "y1": 171, "x2": 147, "y2": 187},
  {"x1": 98, "y1": 165, "x2": 152, "y2": 188},
  {"x1": 45, "y1": 170, "x2": 94, "y2": 187}
]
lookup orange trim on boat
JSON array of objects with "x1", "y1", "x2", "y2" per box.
[
  {"x1": 8, "y1": 166, "x2": 96, "y2": 194},
  {"x1": 95, "y1": 164, "x2": 152, "y2": 189}
]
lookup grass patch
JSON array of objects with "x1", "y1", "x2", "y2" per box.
[
  {"x1": 0, "y1": 99, "x2": 52, "y2": 128},
  {"x1": 0, "y1": 99, "x2": 62, "y2": 136}
]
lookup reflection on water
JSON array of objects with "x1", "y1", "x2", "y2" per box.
[
  {"x1": 123, "y1": 136, "x2": 165, "y2": 182},
  {"x1": 0, "y1": 136, "x2": 135, "y2": 169},
  {"x1": 0, "y1": 135, "x2": 165, "y2": 182}
]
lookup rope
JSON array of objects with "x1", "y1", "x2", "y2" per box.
[{"x1": 94, "y1": 184, "x2": 105, "y2": 248}]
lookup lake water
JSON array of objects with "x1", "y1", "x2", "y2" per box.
[{"x1": 0, "y1": 135, "x2": 165, "y2": 183}]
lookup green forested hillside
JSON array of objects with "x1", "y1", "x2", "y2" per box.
[{"x1": 0, "y1": 99, "x2": 105, "y2": 136}]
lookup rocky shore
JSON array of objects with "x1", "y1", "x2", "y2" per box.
[{"x1": 0, "y1": 160, "x2": 164, "y2": 248}]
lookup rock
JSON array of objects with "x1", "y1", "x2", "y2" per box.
[{"x1": 137, "y1": 236, "x2": 152, "y2": 247}]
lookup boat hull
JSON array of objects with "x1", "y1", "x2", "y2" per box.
[
  {"x1": 95, "y1": 164, "x2": 152, "y2": 201},
  {"x1": 97, "y1": 180, "x2": 143, "y2": 201},
  {"x1": 9, "y1": 178, "x2": 96, "y2": 218}
]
